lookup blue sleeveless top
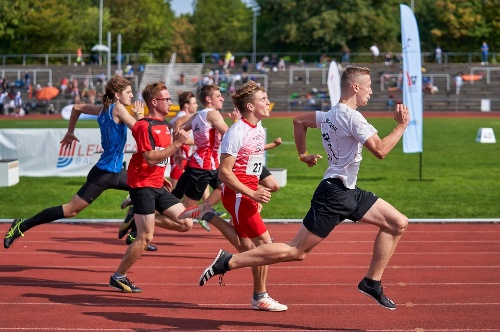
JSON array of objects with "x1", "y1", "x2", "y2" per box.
[{"x1": 95, "y1": 104, "x2": 127, "y2": 173}]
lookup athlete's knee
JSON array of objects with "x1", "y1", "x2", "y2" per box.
[
  {"x1": 177, "y1": 218, "x2": 193, "y2": 232},
  {"x1": 288, "y1": 247, "x2": 309, "y2": 262},
  {"x1": 389, "y1": 214, "x2": 408, "y2": 236}
]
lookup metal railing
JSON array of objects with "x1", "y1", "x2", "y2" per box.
[
  {"x1": 68, "y1": 74, "x2": 139, "y2": 93},
  {"x1": 380, "y1": 73, "x2": 451, "y2": 91},
  {"x1": 0, "y1": 53, "x2": 154, "y2": 66},
  {"x1": 288, "y1": 68, "x2": 327, "y2": 85},
  {"x1": 0, "y1": 68, "x2": 52, "y2": 86},
  {"x1": 469, "y1": 67, "x2": 500, "y2": 85}
]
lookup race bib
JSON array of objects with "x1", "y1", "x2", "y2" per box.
[
  {"x1": 155, "y1": 147, "x2": 167, "y2": 167},
  {"x1": 246, "y1": 155, "x2": 264, "y2": 175}
]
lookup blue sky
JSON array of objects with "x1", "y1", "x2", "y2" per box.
[{"x1": 170, "y1": 0, "x2": 254, "y2": 16}]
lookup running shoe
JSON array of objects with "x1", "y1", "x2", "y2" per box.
[
  {"x1": 196, "y1": 219, "x2": 211, "y2": 232},
  {"x1": 199, "y1": 249, "x2": 232, "y2": 286},
  {"x1": 196, "y1": 210, "x2": 228, "y2": 231},
  {"x1": 109, "y1": 275, "x2": 142, "y2": 293},
  {"x1": 125, "y1": 233, "x2": 158, "y2": 252},
  {"x1": 118, "y1": 206, "x2": 134, "y2": 239},
  {"x1": 357, "y1": 279, "x2": 396, "y2": 310},
  {"x1": 120, "y1": 195, "x2": 132, "y2": 209},
  {"x1": 4, "y1": 218, "x2": 25, "y2": 249},
  {"x1": 251, "y1": 295, "x2": 288, "y2": 311},
  {"x1": 178, "y1": 203, "x2": 213, "y2": 220}
]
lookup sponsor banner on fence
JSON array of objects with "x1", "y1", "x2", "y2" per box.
[{"x1": 0, "y1": 129, "x2": 137, "y2": 176}]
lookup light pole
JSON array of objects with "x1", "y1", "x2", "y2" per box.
[
  {"x1": 99, "y1": 0, "x2": 103, "y2": 46},
  {"x1": 98, "y1": 0, "x2": 103, "y2": 65},
  {"x1": 252, "y1": 6, "x2": 260, "y2": 65}
]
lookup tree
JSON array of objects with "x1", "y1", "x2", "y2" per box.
[
  {"x1": 106, "y1": 0, "x2": 175, "y2": 62},
  {"x1": 191, "y1": 0, "x2": 253, "y2": 60},
  {"x1": 254, "y1": 0, "x2": 402, "y2": 56},
  {"x1": 170, "y1": 16, "x2": 196, "y2": 63}
]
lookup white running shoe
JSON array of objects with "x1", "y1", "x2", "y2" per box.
[
  {"x1": 251, "y1": 295, "x2": 288, "y2": 311},
  {"x1": 178, "y1": 203, "x2": 213, "y2": 220}
]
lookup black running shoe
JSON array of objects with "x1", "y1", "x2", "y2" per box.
[
  {"x1": 357, "y1": 279, "x2": 396, "y2": 310},
  {"x1": 120, "y1": 195, "x2": 132, "y2": 209},
  {"x1": 4, "y1": 218, "x2": 25, "y2": 249},
  {"x1": 109, "y1": 275, "x2": 142, "y2": 293},
  {"x1": 199, "y1": 249, "x2": 232, "y2": 286},
  {"x1": 125, "y1": 233, "x2": 158, "y2": 252},
  {"x1": 118, "y1": 206, "x2": 135, "y2": 239}
]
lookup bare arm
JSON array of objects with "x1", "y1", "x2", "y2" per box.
[
  {"x1": 207, "y1": 110, "x2": 229, "y2": 135},
  {"x1": 61, "y1": 104, "x2": 103, "y2": 148},
  {"x1": 142, "y1": 129, "x2": 189, "y2": 166},
  {"x1": 265, "y1": 137, "x2": 282, "y2": 150},
  {"x1": 293, "y1": 112, "x2": 322, "y2": 167},
  {"x1": 176, "y1": 112, "x2": 196, "y2": 132},
  {"x1": 113, "y1": 101, "x2": 143, "y2": 130},
  {"x1": 364, "y1": 103, "x2": 410, "y2": 159},
  {"x1": 218, "y1": 153, "x2": 271, "y2": 204},
  {"x1": 174, "y1": 113, "x2": 195, "y2": 145}
]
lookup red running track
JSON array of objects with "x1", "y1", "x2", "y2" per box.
[{"x1": 1, "y1": 221, "x2": 499, "y2": 331}]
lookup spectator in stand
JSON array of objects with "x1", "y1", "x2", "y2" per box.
[
  {"x1": 454, "y1": 72, "x2": 463, "y2": 96},
  {"x1": 435, "y1": 46, "x2": 442, "y2": 64},
  {"x1": 1, "y1": 77, "x2": 8, "y2": 93},
  {"x1": 223, "y1": 50, "x2": 233, "y2": 74},
  {"x1": 481, "y1": 41, "x2": 489, "y2": 65},
  {"x1": 370, "y1": 44, "x2": 380, "y2": 63},
  {"x1": 0, "y1": 91, "x2": 8, "y2": 115},
  {"x1": 319, "y1": 53, "x2": 330, "y2": 67},
  {"x1": 75, "y1": 47, "x2": 84, "y2": 66},
  {"x1": 24, "y1": 71, "x2": 31, "y2": 91},
  {"x1": 341, "y1": 45, "x2": 351, "y2": 65},
  {"x1": 241, "y1": 57, "x2": 249, "y2": 73},
  {"x1": 256, "y1": 61, "x2": 268, "y2": 74},
  {"x1": 13, "y1": 91, "x2": 24, "y2": 117},
  {"x1": 262, "y1": 55, "x2": 270, "y2": 66},
  {"x1": 277, "y1": 58, "x2": 286, "y2": 72},
  {"x1": 384, "y1": 52, "x2": 393, "y2": 65},
  {"x1": 60, "y1": 77, "x2": 68, "y2": 96}
]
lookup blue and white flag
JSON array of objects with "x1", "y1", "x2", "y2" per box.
[{"x1": 401, "y1": 4, "x2": 423, "y2": 153}]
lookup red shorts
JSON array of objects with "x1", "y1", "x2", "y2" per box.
[
  {"x1": 170, "y1": 160, "x2": 187, "y2": 180},
  {"x1": 221, "y1": 186, "x2": 267, "y2": 238}
]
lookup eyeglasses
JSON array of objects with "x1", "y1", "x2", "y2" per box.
[{"x1": 154, "y1": 97, "x2": 171, "y2": 102}]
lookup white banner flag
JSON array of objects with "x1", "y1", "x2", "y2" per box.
[
  {"x1": 401, "y1": 4, "x2": 423, "y2": 153},
  {"x1": 328, "y1": 60, "x2": 341, "y2": 106},
  {"x1": 0, "y1": 129, "x2": 137, "y2": 176}
]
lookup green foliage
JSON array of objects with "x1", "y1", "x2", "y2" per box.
[
  {"x1": 191, "y1": 0, "x2": 253, "y2": 57},
  {"x1": 1, "y1": 117, "x2": 499, "y2": 220},
  {"x1": 0, "y1": 0, "x2": 499, "y2": 61}
]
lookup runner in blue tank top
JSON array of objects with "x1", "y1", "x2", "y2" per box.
[{"x1": 4, "y1": 76, "x2": 142, "y2": 249}]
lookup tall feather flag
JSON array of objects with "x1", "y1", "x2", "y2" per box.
[
  {"x1": 401, "y1": 4, "x2": 423, "y2": 154},
  {"x1": 328, "y1": 60, "x2": 341, "y2": 106}
]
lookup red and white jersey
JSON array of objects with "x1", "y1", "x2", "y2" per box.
[
  {"x1": 187, "y1": 108, "x2": 222, "y2": 170},
  {"x1": 220, "y1": 118, "x2": 265, "y2": 189}
]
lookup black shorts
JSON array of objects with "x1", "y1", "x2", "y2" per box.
[
  {"x1": 77, "y1": 166, "x2": 129, "y2": 204},
  {"x1": 303, "y1": 178, "x2": 378, "y2": 238},
  {"x1": 129, "y1": 187, "x2": 181, "y2": 215},
  {"x1": 259, "y1": 166, "x2": 271, "y2": 181},
  {"x1": 172, "y1": 166, "x2": 221, "y2": 201}
]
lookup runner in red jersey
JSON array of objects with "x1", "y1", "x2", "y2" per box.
[
  {"x1": 172, "y1": 85, "x2": 228, "y2": 228},
  {"x1": 110, "y1": 82, "x2": 193, "y2": 293},
  {"x1": 217, "y1": 81, "x2": 287, "y2": 311},
  {"x1": 169, "y1": 91, "x2": 198, "y2": 189}
]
